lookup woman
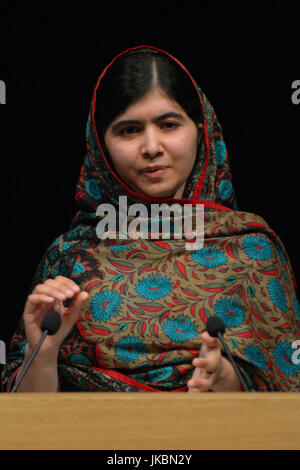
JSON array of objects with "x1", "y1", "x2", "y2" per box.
[{"x1": 2, "y1": 46, "x2": 300, "y2": 392}]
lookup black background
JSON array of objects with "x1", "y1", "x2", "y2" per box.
[{"x1": 1, "y1": 1, "x2": 299, "y2": 370}]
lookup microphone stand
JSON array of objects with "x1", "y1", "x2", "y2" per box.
[
  {"x1": 217, "y1": 332, "x2": 250, "y2": 392},
  {"x1": 10, "y1": 329, "x2": 50, "y2": 393},
  {"x1": 10, "y1": 311, "x2": 61, "y2": 393}
]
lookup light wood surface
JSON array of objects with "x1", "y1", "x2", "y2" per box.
[{"x1": 0, "y1": 393, "x2": 299, "y2": 450}]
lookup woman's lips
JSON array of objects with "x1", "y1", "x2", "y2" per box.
[{"x1": 143, "y1": 167, "x2": 168, "y2": 178}]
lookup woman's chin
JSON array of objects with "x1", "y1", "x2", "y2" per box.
[{"x1": 140, "y1": 189, "x2": 178, "y2": 199}]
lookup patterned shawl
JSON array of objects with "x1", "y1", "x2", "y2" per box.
[{"x1": 2, "y1": 46, "x2": 300, "y2": 392}]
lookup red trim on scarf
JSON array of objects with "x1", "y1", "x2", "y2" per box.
[
  {"x1": 6, "y1": 366, "x2": 21, "y2": 392},
  {"x1": 89, "y1": 365, "x2": 188, "y2": 392},
  {"x1": 91, "y1": 45, "x2": 213, "y2": 206}
]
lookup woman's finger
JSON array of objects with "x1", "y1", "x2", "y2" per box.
[
  {"x1": 34, "y1": 284, "x2": 69, "y2": 301},
  {"x1": 42, "y1": 277, "x2": 76, "y2": 293},
  {"x1": 200, "y1": 331, "x2": 220, "y2": 350},
  {"x1": 52, "y1": 299, "x2": 66, "y2": 316},
  {"x1": 61, "y1": 291, "x2": 89, "y2": 327},
  {"x1": 187, "y1": 374, "x2": 215, "y2": 392},
  {"x1": 193, "y1": 350, "x2": 221, "y2": 373},
  {"x1": 26, "y1": 293, "x2": 56, "y2": 305},
  {"x1": 34, "y1": 282, "x2": 77, "y2": 301},
  {"x1": 52, "y1": 276, "x2": 80, "y2": 294}
]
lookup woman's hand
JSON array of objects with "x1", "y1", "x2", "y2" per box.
[
  {"x1": 23, "y1": 276, "x2": 89, "y2": 359},
  {"x1": 187, "y1": 331, "x2": 241, "y2": 392}
]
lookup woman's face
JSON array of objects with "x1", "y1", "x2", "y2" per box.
[{"x1": 104, "y1": 88, "x2": 201, "y2": 199}]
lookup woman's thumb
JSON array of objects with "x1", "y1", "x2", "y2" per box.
[{"x1": 63, "y1": 291, "x2": 89, "y2": 327}]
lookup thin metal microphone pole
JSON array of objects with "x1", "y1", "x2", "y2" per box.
[
  {"x1": 217, "y1": 332, "x2": 250, "y2": 392},
  {"x1": 11, "y1": 329, "x2": 49, "y2": 393}
]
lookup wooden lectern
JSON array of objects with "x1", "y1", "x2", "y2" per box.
[{"x1": 0, "y1": 393, "x2": 299, "y2": 450}]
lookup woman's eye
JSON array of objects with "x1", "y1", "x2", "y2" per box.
[
  {"x1": 119, "y1": 126, "x2": 140, "y2": 137},
  {"x1": 161, "y1": 121, "x2": 179, "y2": 130}
]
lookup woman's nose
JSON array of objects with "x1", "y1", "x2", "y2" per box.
[{"x1": 141, "y1": 128, "x2": 163, "y2": 159}]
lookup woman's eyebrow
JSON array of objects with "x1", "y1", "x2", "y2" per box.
[
  {"x1": 111, "y1": 112, "x2": 185, "y2": 133},
  {"x1": 155, "y1": 112, "x2": 185, "y2": 121}
]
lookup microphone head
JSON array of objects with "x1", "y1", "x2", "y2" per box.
[
  {"x1": 206, "y1": 316, "x2": 226, "y2": 338},
  {"x1": 41, "y1": 311, "x2": 61, "y2": 335}
]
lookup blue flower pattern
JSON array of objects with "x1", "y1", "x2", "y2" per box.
[
  {"x1": 215, "y1": 140, "x2": 226, "y2": 165},
  {"x1": 214, "y1": 297, "x2": 246, "y2": 327},
  {"x1": 91, "y1": 290, "x2": 122, "y2": 323},
  {"x1": 244, "y1": 344, "x2": 267, "y2": 370},
  {"x1": 219, "y1": 180, "x2": 232, "y2": 200},
  {"x1": 273, "y1": 341, "x2": 300, "y2": 377},
  {"x1": 162, "y1": 315, "x2": 198, "y2": 343},
  {"x1": 191, "y1": 246, "x2": 227, "y2": 268},
  {"x1": 135, "y1": 274, "x2": 173, "y2": 300},
  {"x1": 147, "y1": 367, "x2": 173, "y2": 382},
  {"x1": 294, "y1": 298, "x2": 300, "y2": 321},
  {"x1": 267, "y1": 279, "x2": 287, "y2": 312},
  {"x1": 115, "y1": 335, "x2": 147, "y2": 364},
  {"x1": 242, "y1": 235, "x2": 273, "y2": 260},
  {"x1": 86, "y1": 178, "x2": 101, "y2": 199}
]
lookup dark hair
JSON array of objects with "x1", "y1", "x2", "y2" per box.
[{"x1": 94, "y1": 48, "x2": 203, "y2": 143}]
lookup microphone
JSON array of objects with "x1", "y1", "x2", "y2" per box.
[
  {"x1": 11, "y1": 311, "x2": 61, "y2": 393},
  {"x1": 206, "y1": 316, "x2": 250, "y2": 392}
]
